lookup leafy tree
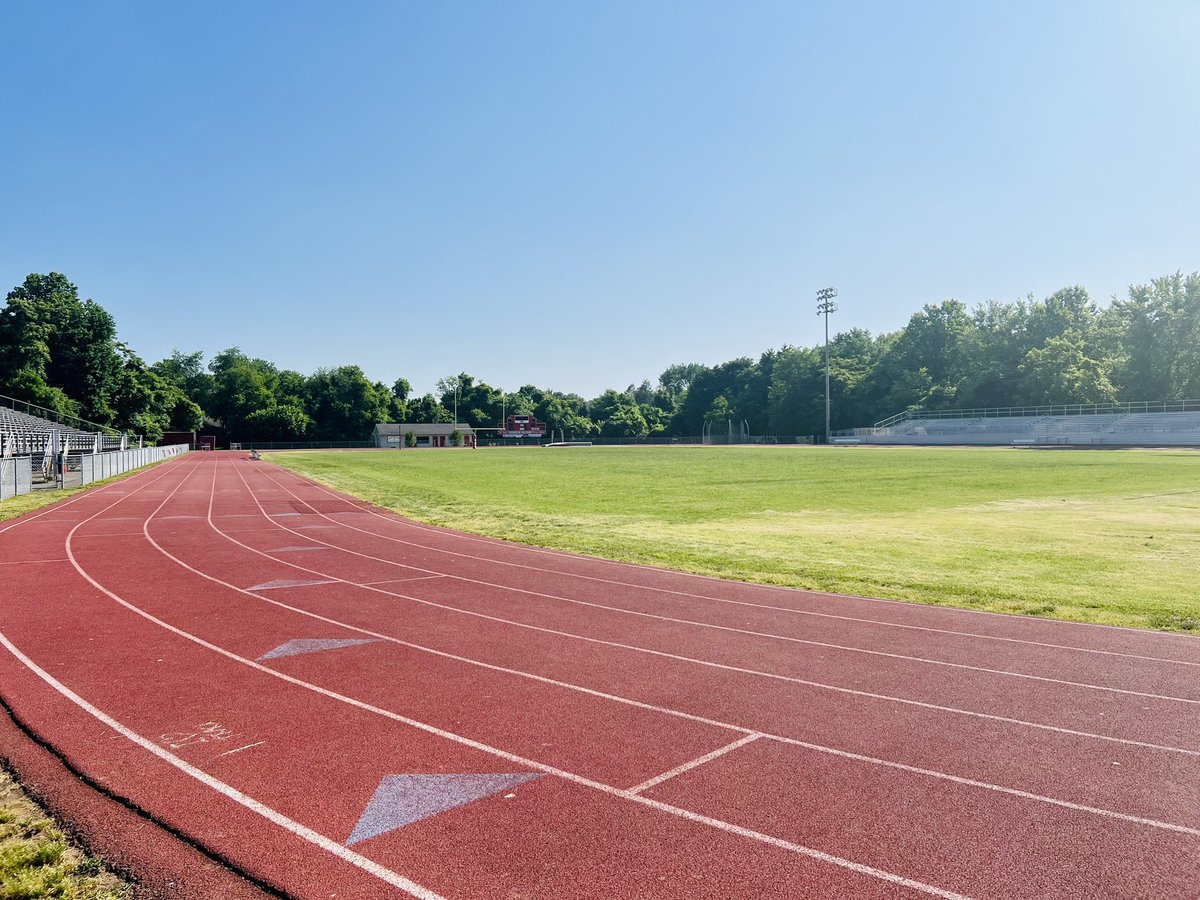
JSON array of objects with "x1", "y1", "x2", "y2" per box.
[
  {"x1": 152, "y1": 350, "x2": 214, "y2": 412},
  {"x1": 305, "y1": 365, "x2": 392, "y2": 441},
  {"x1": 438, "y1": 372, "x2": 503, "y2": 428},
  {"x1": 243, "y1": 404, "x2": 312, "y2": 441},
  {"x1": 601, "y1": 404, "x2": 649, "y2": 438},
  {"x1": 1017, "y1": 332, "x2": 1117, "y2": 405},
  {"x1": 207, "y1": 349, "x2": 276, "y2": 435},
  {"x1": 1109, "y1": 272, "x2": 1200, "y2": 400},
  {"x1": 0, "y1": 273, "x2": 122, "y2": 421},
  {"x1": 407, "y1": 393, "x2": 453, "y2": 423},
  {"x1": 767, "y1": 346, "x2": 823, "y2": 435}
]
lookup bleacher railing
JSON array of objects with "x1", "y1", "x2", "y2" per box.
[
  {"x1": 873, "y1": 399, "x2": 1200, "y2": 430},
  {"x1": 0, "y1": 392, "x2": 126, "y2": 436}
]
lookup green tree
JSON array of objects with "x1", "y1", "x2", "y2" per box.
[
  {"x1": 207, "y1": 348, "x2": 276, "y2": 435},
  {"x1": 152, "y1": 350, "x2": 214, "y2": 412},
  {"x1": 305, "y1": 365, "x2": 392, "y2": 441},
  {"x1": 1109, "y1": 272, "x2": 1200, "y2": 400},
  {"x1": 243, "y1": 404, "x2": 313, "y2": 441},
  {"x1": 1017, "y1": 332, "x2": 1117, "y2": 405},
  {"x1": 0, "y1": 272, "x2": 122, "y2": 420},
  {"x1": 408, "y1": 393, "x2": 452, "y2": 423},
  {"x1": 602, "y1": 404, "x2": 649, "y2": 438}
]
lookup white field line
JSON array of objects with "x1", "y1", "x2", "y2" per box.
[
  {"x1": 213, "y1": 464, "x2": 1200, "y2": 756},
  {"x1": 628, "y1": 734, "x2": 763, "y2": 795},
  {"x1": 252, "y1": 466, "x2": 1200, "y2": 677},
  {"x1": 134, "y1": 460, "x2": 1200, "y2": 838},
  {"x1": 0, "y1": 632, "x2": 444, "y2": 900},
  {"x1": 264, "y1": 465, "x2": 1200, "y2": 655},
  {"x1": 51, "y1": 460, "x2": 975, "y2": 900}
]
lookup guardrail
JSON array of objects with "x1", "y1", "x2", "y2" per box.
[{"x1": 75, "y1": 444, "x2": 189, "y2": 485}]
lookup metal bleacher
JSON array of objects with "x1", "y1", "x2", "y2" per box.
[
  {"x1": 0, "y1": 395, "x2": 131, "y2": 481},
  {"x1": 842, "y1": 401, "x2": 1200, "y2": 446}
]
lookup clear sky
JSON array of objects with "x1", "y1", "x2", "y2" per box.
[{"x1": 3, "y1": 1, "x2": 1197, "y2": 398}]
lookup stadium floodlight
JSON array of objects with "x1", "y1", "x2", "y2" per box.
[{"x1": 816, "y1": 287, "x2": 838, "y2": 444}]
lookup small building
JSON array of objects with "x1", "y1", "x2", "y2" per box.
[{"x1": 373, "y1": 423, "x2": 476, "y2": 449}]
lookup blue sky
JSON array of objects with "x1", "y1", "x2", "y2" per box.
[{"x1": 3, "y1": 1, "x2": 1197, "y2": 398}]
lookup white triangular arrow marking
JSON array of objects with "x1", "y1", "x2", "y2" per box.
[
  {"x1": 346, "y1": 773, "x2": 541, "y2": 845},
  {"x1": 247, "y1": 578, "x2": 336, "y2": 591},
  {"x1": 258, "y1": 638, "x2": 379, "y2": 660}
]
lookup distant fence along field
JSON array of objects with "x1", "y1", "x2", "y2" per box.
[{"x1": 271, "y1": 445, "x2": 1200, "y2": 634}]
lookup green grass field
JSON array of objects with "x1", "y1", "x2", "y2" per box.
[{"x1": 270, "y1": 446, "x2": 1198, "y2": 633}]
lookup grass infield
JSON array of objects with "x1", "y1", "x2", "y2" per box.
[{"x1": 270, "y1": 445, "x2": 1198, "y2": 633}]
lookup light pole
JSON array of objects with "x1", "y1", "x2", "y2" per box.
[{"x1": 816, "y1": 287, "x2": 838, "y2": 444}]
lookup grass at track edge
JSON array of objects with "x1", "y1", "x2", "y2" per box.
[
  {"x1": 270, "y1": 446, "x2": 1200, "y2": 635},
  {"x1": 0, "y1": 459, "x2": 181, "y2": 525},
  {"x1": 0, "y1": 765, "x2": 131, "y2": 900}
]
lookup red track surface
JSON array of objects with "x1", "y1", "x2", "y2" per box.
[{"x1": 1, "y1": 452, "x2": 1197, "y2": 898}]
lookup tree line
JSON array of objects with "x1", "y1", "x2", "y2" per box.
[{"x1": 1, "y1": 270, "x2": 1196, "y2": 443}]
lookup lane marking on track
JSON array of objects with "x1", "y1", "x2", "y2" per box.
[
  {"x1": 0, "y1": 558, "x2": 70, "y2": 566},
  {"x1": 628, "y1": 734, "x2": 762, "y2": 795},
  {"x1": 214, "y1": 465, "x2": 1200, "y2": 752},
  {"x1": 358, "y1": 575, "x2": 446, "y2": 587},
  {"x1": 218, "y1": 740, "x2": 267, "y2": 757},
  {"x1": 250, "y1": 468, "x2": 1200, "y2": 685},
  {"x1": 269, "y1": 467, "x2": 1200, "y2": 656},
  {"x1": 0, "y1": 460, "x2": 191, "y2": 536},
  {"x1": 0, "y1": 631, "x2": 444, "y2": 900},
  {"x1": 137, "y1": 460, "x2": 1200, "y2": 837},
  {"x1": 57, "y1": 462, "x2": 975, "y2": 900}
]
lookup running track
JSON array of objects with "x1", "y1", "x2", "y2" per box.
[{"x1": 1, "y1": 452, "x2": 1197, "y2": 898}]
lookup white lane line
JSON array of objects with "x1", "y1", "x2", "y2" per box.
[
  {"x1": 0, "y1": 558, "x2": 70, "y2": 566},
  {"x1": 57, "y1": 470, "x2": 972, "y2": 900},
  {"x1": 629, "y1": 734, "x2": 762, "y2": 795},
  {"x1": 267, "y1": 467, "x2": 1200, "y2": 662},
  {"x1": 214, "y1": 465, "x2": 1200, "y2": 757},
  {"x1": 357, "y1": 575, "x2": 446, "y2": 587},
  {"x1": 173, "y1": 464, "x2": 1200, "y2": 837},
  {"x1": 218, "y1": 740, "x2": 266, "y2": 758},
  {"x1": 0, "y1": 460, "x2": 190, "y2": 535},
  {"x1": 0, "y1": 631, "x2": 444, "y2": 900},
  {"x1": 250, "y1": 468, "x2": 1200, "y2": 685}
]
